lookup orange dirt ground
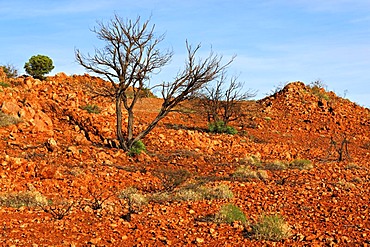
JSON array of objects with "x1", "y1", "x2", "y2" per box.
[{"x1": 0, "y1": 71, "x2": 369, "y2": 246}]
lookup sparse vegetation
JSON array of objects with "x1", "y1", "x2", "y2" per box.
[
  {"x1": 208, "y1": 120, "x2": 238, "y2": 135},
  {"x1": 118, "y1": 187, "x2": 148, "y2": 219},
  {"x1": 196, "y1": 72, "x2": 255, "y2": 133},
  {"x1": 128, "y1": 140, "x2": 146, "y2": 156},
  {"x1": 80, "y1": 104, "x2": 101, "y2": 114},
  {"x1": 215, "y1": 203, "x2": 247, "y2": 224},
  {"x1": 39, "y1": 200, "x2": 75, "y2": 220},
  {"x1": 309, "y1": 80, "x2": 330, "y2": 101},
  {"x1": 264, "y1": 160, "x2": 287, "y2": 171},
  {"x1": 154, "y1": 169, "x2": 191, "y2": 191},
  {"x1": 249, "y1": 214, "x2": 291, "y2": 241},
  {"x1": 0, "y1": 111, "x2": 21, "y2": 127},
  {"x1": 0, "y1": 81, "x2": 10, "y2": 88},
  {"x1": 243, "y1": 154, "x2": 262, "y2": 167},
  {"x1": 233, "y1": 166, "x2": 268, "y2": 180},
  {"x1": 150, "y1": 184, "x2": 233, "y2": 202},
  {"x1": 0, "y1": 64, "x2": 18, "y2": 78},
  {"x1": 0, "y1": 191, "x2": 48, "y2": 208},
  {"x1": 345, "y1": 163, "x2": 360, "y2": 170},
  {"x1": 289, "y1": 159, "x2": 313, "y2": 170},
  {"x1": 326, "y1": 134, "x2": 352, "y2": 162}
]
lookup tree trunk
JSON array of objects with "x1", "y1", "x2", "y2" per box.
[
  {"x1": 116, "y1": 96, "x2": 126, "y2": 150},
  {"x1": 126, "y1": 108, "x2": 134, "y2": 149}
]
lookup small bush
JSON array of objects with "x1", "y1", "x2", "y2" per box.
[
  {"x1": 128, "y1": 140, "x2": 146, "y2": 156},
  {"x1": 0, "y1": 81, "x2": 10, "y2": 88},
  {"x1": 173, "y1": 189, "x2": 204, "y2": 201},
  {"x1": 119, "y1": 187, "x2": 148, "y2": 213},
  {"x1": 174, "y1": 184, "x2": 233, "y2": 201},
  {"x1": 80, "y1": 104, "x2": 100, "y2": 114},
  {"x1": 264, "y1": 160, "x2": 287, "y2": 171},
  {"x1": 199, "y1": 184, "x2": 234, "y2": 200},
  {"x1": 80, "y1": 104, "x2": 101, "y2": 114},
  {"x1": 250, "y1": 214, "x2": 291, "y2": 241},
  {"x1": 209, "y1": 121, "x2": 237, "y2": 135},
  {"x1": 243, "y1": 154, "x2": 262, "y2": 167},
  {"x1": 345, "y1": 163, "x2": 360, "y2": 170},
  {"x1": 1, "y1": 64, "x2": 18, "y2": 78},
  {"x1": 215, "y1": 203, "x2": 247, "y2": 224},
  {"x1": 150, "y1": 184, "x2": 233, "y2": 202},
  {"x1": 289, "y1": 159, "x2": 313, "y2": 170},
  {"x1": 155, "y1": 169, "x2": 191, "y2": 191},
  {"x1": 233, "y1": 166, "x2": 268, "y2": 180},
  {"x1": 309, "y1": 80, "x2": 330, "y2": 101},
  {"x1": 24, "y1": 54, "x2": 54, "y2": 80},
  {"x1": 0, "y1": 191, "x2": 49, "y2": 208},
  {"x1": 39, "y1": 199, "x2": 74, "y2": 220},
  {"x1": 0, "y1": 112, "x2": 21, "y2": 127}
]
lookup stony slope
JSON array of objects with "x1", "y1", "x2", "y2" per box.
[{"x1": 0, "y1": 71, "x2": 369, "y2": 246}]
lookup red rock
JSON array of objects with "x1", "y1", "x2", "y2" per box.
[
  {"x1": 1, "y1": 100, "x2": 21, "y2": 117},
  {"x1": 31, "y1": 110, "x2": 53, "y2": 134}
]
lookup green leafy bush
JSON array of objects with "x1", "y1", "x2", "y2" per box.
[
  {"x1": 24, "y1": 54, "x2": 54, "y2": 80},
  {"x1": 215, "y1": 203, "x2": 247, "y2": 224},
  {"x1": 128, "y1": 140, "x2": 146, "y2": 156},
  {"x1": 208, "y1": 121, "x2": 237, "y2": 135},
  {"x1": 250, "y1": 214, "x2": 291, "y2": 241}
]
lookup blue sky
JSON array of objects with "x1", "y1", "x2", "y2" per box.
[{"x1": 1, "y1": 0, "x2": 370, "y2": 106}]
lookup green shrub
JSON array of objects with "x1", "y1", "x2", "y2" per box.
[
  {"x1": 289, "y1": 159, "x2": 313, "y2": 170},
  {"x1": 250, "y1": 214, "x2": 291, "y2": 241},
  {"x1": 128, "y1": 140, "x2": 146, "y2": 156},
  {"x1": 209, "y1": 121, "x2": 237, "y2": 135},
  {"x1": 215, "y1": 203, "x2": 247, "y2": 224},
  {"x1": 24, "y1": 54, "x2": 54, "y2": 80},
  {"x1": 80, "y1": 104, "x2": 101, "y2": 114}
]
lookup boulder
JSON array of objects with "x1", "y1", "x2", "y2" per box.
[
  {"x1": 1, "y1": 100, "x2": 21, "y2": 117},
  {"x1": 31, "y1": 110, "x2": 53, "y2": 134}
]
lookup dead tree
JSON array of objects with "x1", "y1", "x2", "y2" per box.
[
  {"x1": 197, "y1": 72, "x2": 255, "y2": 125},
  {"x1": 325, "y1": 134, "x2": 352, "y2": 162},
  {"x1": 75, "y1": 15, "x2": 231, "y2": 151}
]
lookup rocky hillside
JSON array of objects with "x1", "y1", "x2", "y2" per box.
[{"x1": 0, "y1": 69, "x2": 369, "y2": 246}]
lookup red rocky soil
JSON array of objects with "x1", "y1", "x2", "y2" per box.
[{"x1": 0, "y1": 69, "x2": 370, "y2": 246}]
